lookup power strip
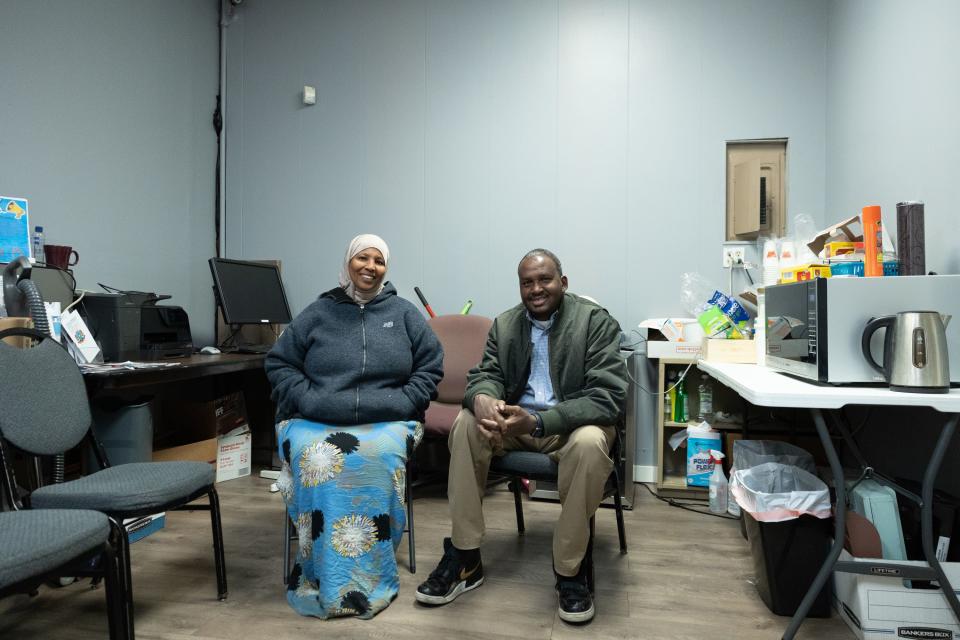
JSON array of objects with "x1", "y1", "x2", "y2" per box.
[{"x1": 259, "y1": 469, "x2": 280, "y2": 480}]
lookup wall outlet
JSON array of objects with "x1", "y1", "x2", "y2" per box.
[{"x1": 722, "y1": 243, "x2": 748, "y2": 268}]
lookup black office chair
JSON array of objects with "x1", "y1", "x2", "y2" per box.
[
  {"x1": 0, "y1": 509, "x2": 130, "y2": 639},
  {"x1": 282, "y1": 425, "x2": 420, "y2": 581},
  {"x1": 0, "y1": 328, "x2": 228, "y2": 640},
  {"x1": 488, "y1": 426, "x2": 628, "y2": 591}
]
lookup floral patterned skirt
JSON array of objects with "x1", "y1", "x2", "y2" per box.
[{"x1": 276, "y1": 418, "x2": 421, "y2": 619}]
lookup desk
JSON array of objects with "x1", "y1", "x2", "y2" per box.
[
  {"x1": 83, "y1": 353, "x2": 275, "y2": 466},
  {"x1": 83, "y1": 353, "x2": 267, "y2": 392},
  {"x1": 698, "y1": 361, "x2": 960, "y2": 640}
]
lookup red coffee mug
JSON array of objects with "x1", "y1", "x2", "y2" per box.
[{"x1": 44, "y1": 245, "x2": 79, "y2": 270}]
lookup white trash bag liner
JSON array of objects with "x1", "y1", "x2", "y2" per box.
[
  {"x1": 731, "y1": 440, "x2": 817, "y2": 475},
  {"x1": 731, "y1": 462, "x2": 831, "y2": 523}
]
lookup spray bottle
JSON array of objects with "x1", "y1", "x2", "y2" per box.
[{"x1": 708, "y1": 449, "x2": 728, "y2": 514}]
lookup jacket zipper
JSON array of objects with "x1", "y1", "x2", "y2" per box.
[{"x1": 355, "y1": 305, "x2": 367, "y2": 423}]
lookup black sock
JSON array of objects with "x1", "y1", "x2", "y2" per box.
[{"x1": 455, "y1": 545, "x2": 480, "y2": 566}]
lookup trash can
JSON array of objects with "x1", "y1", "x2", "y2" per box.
[
  {"x1": 732, "y1": 462, "x2": 833, "y2": 617},
  {"x1": 731, "y1": 440, "x2": 818, "y2": 538},
  {"x1": 86, "y1": 397, "x2": 154, "y2": 471}
]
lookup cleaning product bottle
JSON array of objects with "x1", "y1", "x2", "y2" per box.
[
  {"x1": 708, "y1": 450, "x2": 728, "y2": 514},
  {"x1": 666, "y1": 373, "x2": 677, "y2": 422},
  {"x1": 674, "y1": 377, "x2": 688, "y2": 423}
]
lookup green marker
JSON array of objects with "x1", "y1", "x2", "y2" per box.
[{"x1": 460, "y1": 299, "x2": 473, "y2": 315}]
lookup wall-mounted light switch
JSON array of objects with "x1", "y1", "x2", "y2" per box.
[{"x1": 303, "y1": 85, "x2": 316, "y2": 106}]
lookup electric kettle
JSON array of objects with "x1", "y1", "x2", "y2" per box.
[{"x1": 861, "y1": 311, "x2": 951, "y2": 393}]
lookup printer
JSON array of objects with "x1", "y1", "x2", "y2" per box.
[{"x1": 79, "y1": 292, "x2": 194, "y2": 361}]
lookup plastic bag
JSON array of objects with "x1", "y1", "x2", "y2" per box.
[
  {"x1": 679, "y1": 272, "x2": 717, "y2": 317},
  {"x1": 731, "y1": 462, "x2": 831, "y2": 522},
  {"x1": 679, "y1": 273, "x2": 749, "y2": 339},
  {"x1": 731, "y1": 440, "x2": 817, "y2": 475},
  {"x1": 792, "y1": 213, "x2": 820, "y2": 264}
]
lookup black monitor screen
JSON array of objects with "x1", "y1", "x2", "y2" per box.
[{"x1": 209, "y1": 258, "x2": 293, "y2": 325}]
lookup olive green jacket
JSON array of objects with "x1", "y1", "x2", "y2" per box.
[{"x1": 463, "y1": 293, "x2": 627, "y2": 436}]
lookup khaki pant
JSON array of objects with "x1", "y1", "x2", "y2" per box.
[{"x1": 447, "y1": 408, "x2": 614, "y2": 577}]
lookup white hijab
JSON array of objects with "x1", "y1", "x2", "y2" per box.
[{"x1": 338, "y1": 234, "x2": 390, "y2": 304}]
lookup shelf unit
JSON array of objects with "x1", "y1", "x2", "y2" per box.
[{"x1": 655, "y1": 357, "x2": 742, "y2": 498}]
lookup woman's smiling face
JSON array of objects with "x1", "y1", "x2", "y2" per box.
[{"x1": 349, "y1": 248, "x2": 386, "y2": 292}]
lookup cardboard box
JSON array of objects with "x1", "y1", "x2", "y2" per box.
[
  {"x1": 123, "y1": 512, "x2": 165, "y2": 544},
  {"x1": 834, "y1": 549, "x2": 960, "y2": 639},
  {"x1": 152, "y1": 438, "x2": 217, "y2": 464},
  {"x1": 640, "y1": 318, "x2": 703, "y2": 362},
  {"x1": 779, "y1": 263, "x2": 832, "y2": 284},
  {"x1": 0, "y1": 317, "x2": 33, "y2": 348},
  {"x1": 701, "y1": 338, "x2": 756, "y2": 363},
  {"x1": 216, "y1": 428, "x2": 251, "y2": 482},
  {"x1": 164, "y1": 391, "x2": 249, "y2": 439}
]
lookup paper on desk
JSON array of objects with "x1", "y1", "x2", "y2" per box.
[{"x1": 79, "y1": 361, "x2": 182, "y2": 373}]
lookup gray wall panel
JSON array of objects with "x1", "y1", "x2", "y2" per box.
[{"x1": 0, "y1": 0, "x2": 219, "y2": 344}]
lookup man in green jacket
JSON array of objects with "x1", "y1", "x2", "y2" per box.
[{"x1": 416, "y1": 248, "x2": 627, "y2": 623}]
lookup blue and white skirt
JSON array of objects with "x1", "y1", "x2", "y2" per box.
[{"x1": 276, "y1": 418, "x2": 421, "y2": 619}]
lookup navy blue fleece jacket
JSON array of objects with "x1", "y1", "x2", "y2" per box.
[{"x1": 265, "y1": 283, "x2": 443, "y2": 425}]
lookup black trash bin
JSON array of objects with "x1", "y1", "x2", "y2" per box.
[
  {"x1": 86, "y1": 397, "x2": 154, "y2": 471},
  {"x1": 736, "y1": 462, "x2": 833, "y2": 618},
  {"x1": 744, "y1": 510, "x2": 832, "y2": 617}
]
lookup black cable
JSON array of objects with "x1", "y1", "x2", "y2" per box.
[{"x1": 640, "y1": 482, "x2": 739, "y2": 520}]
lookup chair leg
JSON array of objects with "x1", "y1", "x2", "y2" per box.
[
  {"x1": 208, "y1": 489, "x2": 228, "y2": 600},
  {"x1": 109, "y1": 516, "x2": 135, "y2": 640},
  {"x1": 283, "y1": 513, "x2": 293, "y2": 584},
  {"x1": 511, "y1": 475, "x2": 525, "y2": 535},
  {"x1": 612, "y1": 475, "x2": 627, "y2": 555},
  {"x1": 586, "y1": 516, "x2": 596, "y2": 593},
  {"x1": 104, "y1": 521, "x2": 132, "y2": 640},
  {"x1": 406, "y1": 464, "x2": 416, "y2": 574}
]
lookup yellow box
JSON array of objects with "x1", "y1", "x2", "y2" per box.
[
  {"x1": 701, "y1": 338, "x2": 756, "y2": 363},
  {"x1": 779, "y1": 263, "x2": 832, "y2": 284},
  {"x1": 824, "y1": 241, "x2": 863, "y2": 258}
]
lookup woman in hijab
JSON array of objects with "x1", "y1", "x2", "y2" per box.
[{"x1": 265, "y1": 233, "x2": 443, "y2": 619}]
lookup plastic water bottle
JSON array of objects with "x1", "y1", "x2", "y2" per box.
[
  {"x1": 708, "y1": 450, "x2": 728, "y2": 514},
  {"x1": 697, "y1": 374, "x2": 713, "y2": 422},
  {"x1": 32, "y1": 226, "x2": 45, "y2": 264}
]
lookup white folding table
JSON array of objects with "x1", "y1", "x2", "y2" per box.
[{"x1": 697, "y1": 361, "x2": 960, "y2": 640}]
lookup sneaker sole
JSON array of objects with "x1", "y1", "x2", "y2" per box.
[
  {"x1": 558, "y1": 601, "x2": 595, "y2": 624},
  {"x1": 415, "y1": 576, "x2": 484, "y2": 605}
]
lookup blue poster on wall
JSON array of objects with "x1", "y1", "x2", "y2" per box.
[{"x1": 0, "y1": 196, "x2": 31, "y2": 263}]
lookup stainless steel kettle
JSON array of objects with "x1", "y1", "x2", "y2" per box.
[{"x1": 861, "y1": 311, "x2": 951, "y2": 393}]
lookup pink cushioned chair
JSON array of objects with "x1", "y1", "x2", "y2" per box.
[{"x1": 424, "y1": 314, "x2": 493, "y2": 437}]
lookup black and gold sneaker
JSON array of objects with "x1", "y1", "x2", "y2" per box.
[
  {"x1": 415, "y1": 537, "x2": 484, "y2": 605},
  {"x1": 556, "y1": 561, "x2": 594, "y2": 623}
]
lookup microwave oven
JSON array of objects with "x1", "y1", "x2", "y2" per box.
[{"x1": 763, "y1": 275, "x2": 960, "y2": 384}]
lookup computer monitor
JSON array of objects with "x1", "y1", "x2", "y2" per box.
[{"x1": 208, "y1": 258, "x2": 293, "y2": 325}]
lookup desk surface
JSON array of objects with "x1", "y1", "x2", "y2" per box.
[
  {"x1": 698, "y1": 361, "x2": 960, "y2": 412},
  {"x1": 83, "y1": 353, "x2": 266, "y2": 391}
]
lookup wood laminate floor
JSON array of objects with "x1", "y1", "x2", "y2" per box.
[{"x1": 0, "y1": 472, "x2": 854, "y2": 639}]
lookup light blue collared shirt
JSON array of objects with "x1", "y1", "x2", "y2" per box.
[{"x1": 517, "y1": 310, "x2": 558, "y2": 412}]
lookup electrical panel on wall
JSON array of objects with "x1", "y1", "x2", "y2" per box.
[{"x1": 726, "y1": 139, "x2": 786, "y2": 240}]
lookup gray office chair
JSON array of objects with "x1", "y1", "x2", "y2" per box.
[
  {"x1": 488, "y1": 426, "x2": 628, "y2": 591},
  {"x1": 0, "y1": 328, "x2": 227, "y2": 640},
  {"x1": 282, "y1": 436, "x2": 418, "y2": 579},
  {"x1": 0, "y1": 509, "x2": 130, "y2": 639}
]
